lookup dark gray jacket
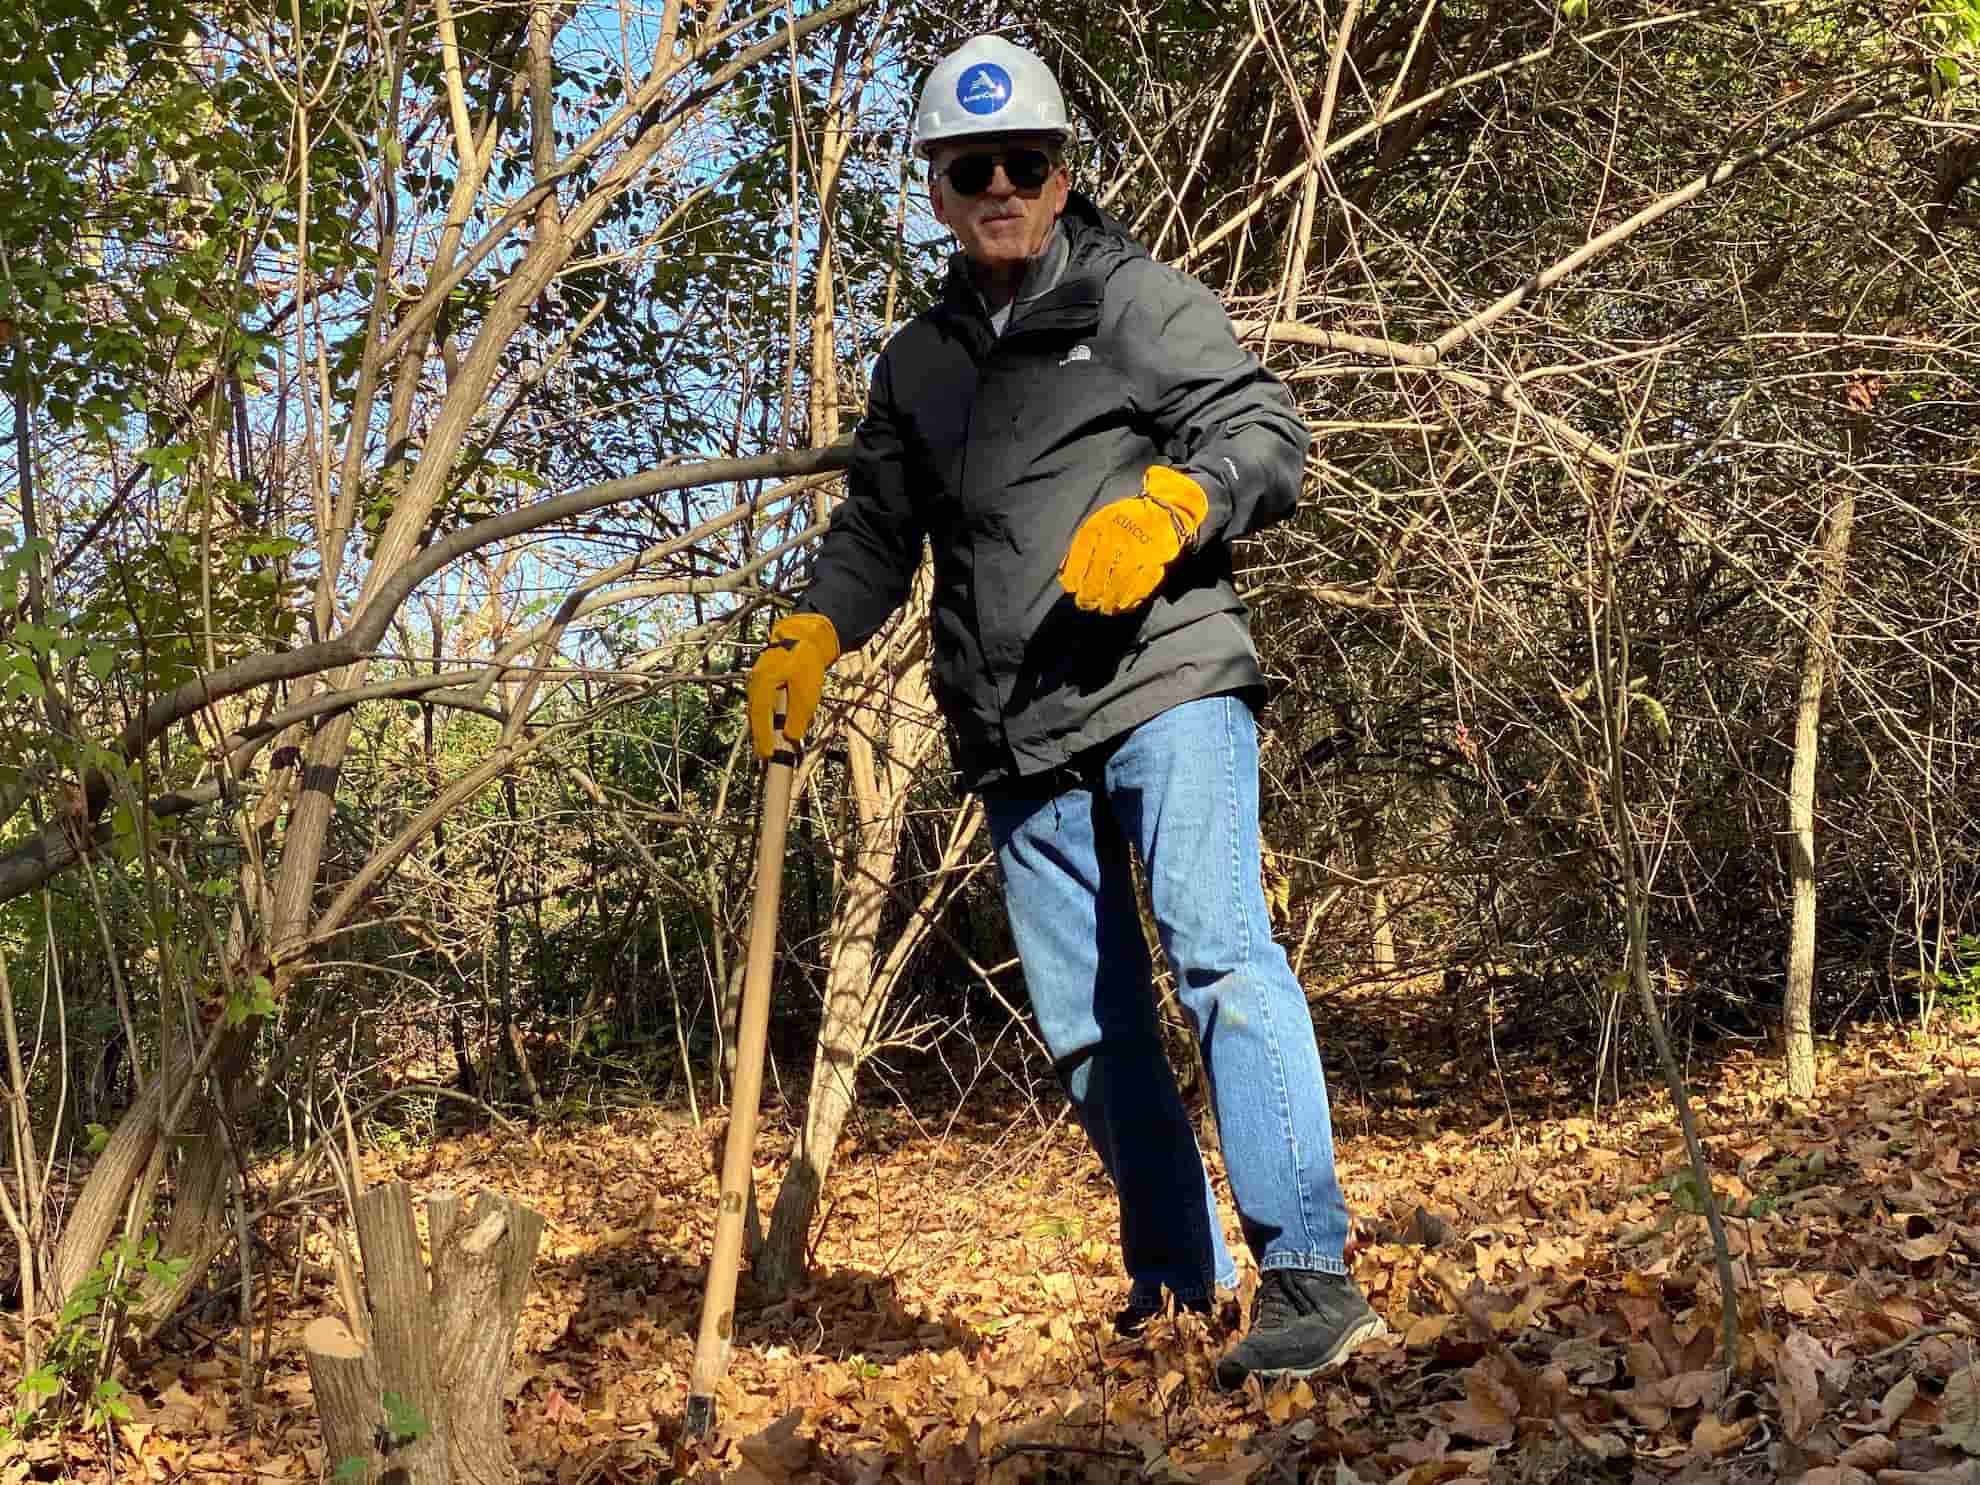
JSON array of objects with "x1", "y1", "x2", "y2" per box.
[{"x1": 797, "y1": 193, "x2": 1310, "y2": 790}]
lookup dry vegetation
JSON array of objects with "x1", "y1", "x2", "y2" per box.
[{"x1": 0, "y1": 0, "x2": 1977, "y2": 1478}]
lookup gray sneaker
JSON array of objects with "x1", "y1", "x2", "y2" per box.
[{"x1": 1214, "y1": 1270, "x2": 1387, "y2": 1389}]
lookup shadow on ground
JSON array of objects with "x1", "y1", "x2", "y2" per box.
[{"x1": 534, "y1": 1236, "x2": 981, "y2": 1366}]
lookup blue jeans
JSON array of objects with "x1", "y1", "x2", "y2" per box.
[{"x1": 984, "y1": 693, "x2": 1352, "y2": 1303}]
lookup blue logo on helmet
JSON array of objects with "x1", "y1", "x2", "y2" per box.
[{"x1": 957, "y1": 63, "x2": 1012, "y2": 116}]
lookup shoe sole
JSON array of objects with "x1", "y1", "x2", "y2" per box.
[{"x1": 1223, "y1": 1311, "x2": 1390, "y2": 1387}]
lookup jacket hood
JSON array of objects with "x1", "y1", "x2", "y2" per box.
[{"x1": 1058, "y1": 190, "x2": 1146, "y2": 261}]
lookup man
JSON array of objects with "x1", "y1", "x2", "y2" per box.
[{"x1": 746, "y1": 34, "x2": 1383, "y2": 1388}]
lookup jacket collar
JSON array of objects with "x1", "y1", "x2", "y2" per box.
[{"x1": 953, "y1": 220, "x2": 1070, "y2": 325}]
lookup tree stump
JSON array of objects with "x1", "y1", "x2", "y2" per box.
[{"x1": 304, "y1": 1183, "x2": 545, "y2": 1485}]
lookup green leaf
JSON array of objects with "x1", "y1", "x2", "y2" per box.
[
  {"x1": 217, "y1": 973, "x2": 275, "y2": 1027},
  {"x1": 332, "y1": 1459, "x2": 370, "y2": 1483},
  {"x1": 382, "y1": 1391, "x2": 430, "y2": 1444},
  {"x1": 1669, "y1": 1170, "x2": 1705, "y2": 1213},
  {"x1": 1630, "y1": 691, "x2": 1672, "y2": 746},
  {"x1": 108, "y1": 802, "x2": 137, "y2": 861},
  {"x1": 85, "y1": 1122, "x2": 110, "y2": 1155}
]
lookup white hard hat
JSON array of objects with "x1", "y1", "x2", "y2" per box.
[{"x1": 911, "y1": 35, "x2": 1072, "y2": 158}]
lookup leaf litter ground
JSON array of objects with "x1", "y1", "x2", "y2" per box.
[{"x1": 4, "y1": 1016, "x2": 1978, "y2": 1484}]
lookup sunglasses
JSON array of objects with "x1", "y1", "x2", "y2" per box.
[{"x1": 940, "y1": 148, "x2": 1058, "y2": 196}]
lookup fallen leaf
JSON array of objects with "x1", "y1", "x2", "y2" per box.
[
  {"x1": 1262, "y1": 1378, "x2": 1316, "y2": 1424},
  {"x1": 739, "y1": 1409, "x2": 815, "y2": 1480},
  {"x1": 1618, "y1": 1292, "x2": 1661, "y2": 1334},
  {"x1": 1839, "y1": 1434, "x2": 1898, "y2": 1471},
  {"x1": 1405, "y1": 1313, "x2": 1454, "y2": 1347},
  {"x1": 1626, "y1": 1340, "x2": 1669, "y2": 1384},
  {"x1": 1779, "y1": 1329, "x2": 1829, "y2": 1442},
  {"x1": 1941, "y1": 1366, "x2": 1980, "y2": 1455},
  {"x1": 1898, "y1": 1232, "x2": 1953, "y2": 1263},
  {"x1": 1193, "y1": 1451, "x2": 1271, "y2": 1483},
  {"x1": 927, "y1": 1419, "x2": 980, "y2": 1484},
  {"x1": 1843, "y1": 372, "x2": 1884, "y2": 412},
  {"x1": 1558, "y1": 1409, "x2": 1631, "y2": 1461},
  {"x1": 1873, "y1": 1465, "x2": 1980, "y2": 1485},
  {"x1": 1551, "y1": 1337, "x2": 1618, "y2": 1386},
  {"x1": 539, "y1": 1386, "x2": 583, "y2": 1425},
  {"x1": 1446, "y1": 1362, "x2": 1518, "y2": 1443},
  {"x1": 1621, "y1": 1389, "x2": 1671, "y2": 1432},
  {"x1": 1692, "y1": 1413, "x2": 1756, "y2": 1456},
  {"x1": 1657, "y1": 1369, "x2": 1728, "y2": 1410},
  {"x1": 1880, "y1": 1373, "x2": 1921, "y2": 1432},
  {"x1": 1394, "y1": 1461, "x2": 1472, "y2": 1485}
]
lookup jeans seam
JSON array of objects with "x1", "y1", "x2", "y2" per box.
[
  {"x1": 1140, "y1": 732, "x2": 1227, "y2": 1298},
  {"x1": 1229, "y1": 699, "x2": 1320, "y2": 1255},
  {"x1": 1220, "y1": 701, "x2": 1310, "y2": 1255},
  {"x1": 1225, "y1": 698, "x2": 1248, "y2": 965}
]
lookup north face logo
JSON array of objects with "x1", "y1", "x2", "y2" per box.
[{"x1": 1059, "y1": 345, "x2": 1092, "y2": 366}]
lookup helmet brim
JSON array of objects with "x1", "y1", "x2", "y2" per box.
[{"x1": 915, "y1": 124, "x2": 1074, "y2": 159}]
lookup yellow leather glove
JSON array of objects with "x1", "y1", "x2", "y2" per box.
[
  {"x1": 1057, "y1": 466, "x2": 1210, "y2": 615},
  {"x1": 746, "y1": 613, "x2": 840, "y2": 759}
]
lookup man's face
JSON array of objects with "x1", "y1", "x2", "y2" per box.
[{"x1": 928, "y1": 133, "x2": 1070, "y2": 272}]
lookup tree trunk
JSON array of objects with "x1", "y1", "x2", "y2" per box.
[
  {"x1": 1352, "y1": 805, "x2": 1394, "y2": 974},
  {"x1": 1783, "y1": 483, "x2": 1856, "y2": 1099},
  {"x1": 754, "y1": 616, "x2": 971, "y2": 1299},
  {"x1": 138, "y1": 1103, "x2": 235, "y2": 1331},
  {"x1": 51, "y1": 1022, "x2": 250, "y2": 1315},
  {"x1": 504, "y1": 1024, "x2": 543, "y2": 1121},
  {"x1": 755, "y1": 768, "x2": 899, "y2": 1298},
  {"x1": 305, "y1": 1183, "x2": 544, "y2": 1484},
  {"x1": 50, "y1": 1062, "x2": 174, "y2": 1309},
  {"x1": 755, "y1": 788, "x2": 984, "y2": 1301}
]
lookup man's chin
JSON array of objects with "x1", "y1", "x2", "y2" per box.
[
  {"x1": 973, "y1": 219, "x2": 1030, "y2": 244},
  {"x1": 968, "y1": 234, "x2": 1035, "y2": 268}
]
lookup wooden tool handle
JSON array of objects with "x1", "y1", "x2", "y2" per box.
[{"x1": 686, "y1": 699, "x2": 797, "y2": 1436}]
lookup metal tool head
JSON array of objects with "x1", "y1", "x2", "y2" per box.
[{"x1": 684, "y1": 1390, "x2": 716, "y2": 1439}]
